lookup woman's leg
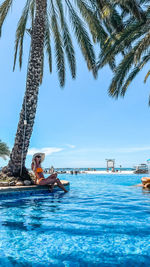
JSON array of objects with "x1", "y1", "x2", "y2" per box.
[
  {"x1": 39, "y1": 176, "x2": 68, "y2": 192},
  {"x1": 49, "y1": 184, "x2": 54, "y2": 192},
  {"x1": 55, "y1": 178, "x2": 68, "y2": 192},
  {"x1": 46, "y1": 173, "x2": 57, "y2": 179},
  {"x1": 39, "y1": 176, "x2": 56, "y2": 186}
]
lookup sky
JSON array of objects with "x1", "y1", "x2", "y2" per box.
[{"x1": 1, "y1": 1, "x2": 150, "y2": 169}]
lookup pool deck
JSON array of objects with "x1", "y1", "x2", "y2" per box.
[{"x1": 0, "y1": 180, "x2": 69, "y2": 194}]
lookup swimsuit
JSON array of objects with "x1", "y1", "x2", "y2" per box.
[
  {"x1": 35, "y1": 167, "x2": 44, "y2": 184},
  {"x1": 36, "y1": 167, "x2": 43, "y2": 173}
]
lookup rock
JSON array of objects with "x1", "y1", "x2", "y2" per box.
[
  {"x1": 10, "y1": 177, "x2": 18, "y2": 182},
  {"x1": 24, "y1": 180, "x2": 31, "y2": 186},
  {"x1": 7, "y1": 172, "x2": 13, "y2": 177},
  {"x1": 1, "y1": 166, "x2": 8, "y2": 174},
  {"x1": 16, "y1": 181, "x2": 24, "y2": 186},
  {"x1": 29, "y1": 171, "x2": 35, "y2": 178},
  {"x1": 0, "y1": 182, "x2": 9, "y2": 187},
  {"x1": 9, "y1": 181, "x2": 16, "y2": 186},
  {"x1": 0, "y1": 173, "x2": 7, "y2": 179}
]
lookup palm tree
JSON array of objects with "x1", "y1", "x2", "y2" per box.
[
  {"x1": 0, "y1": 140, "x2": 10, "y2": 160},
  {"x1": 0, "y1": 0, "x2": 102, "y2": 179},
  {"x1": 96, "y1": 0, "x2": 150, "y2": 102}
]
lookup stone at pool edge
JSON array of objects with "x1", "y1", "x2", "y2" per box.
[
  {"x1": 0, "y1": 182, "x2": 9, "y2": 187},
  {"x1": 0, "y1": 180, "x2": 32, "y2": 187},
  {"x1": 0, "y1": 180, "x2": 70, "y2": 193},
  {"x1": 16, "y1": 180, "x2": 31, "y2": 186}
]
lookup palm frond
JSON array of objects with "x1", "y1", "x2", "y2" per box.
[
  {"x1": 0, "y1": 140, "x2": 10, "y2": 160},
  {"x1": 144, "y1": 70, "x2": 150, "y2": 83},
  {"x1": 134, "y1": 30, "x2": 150, "y2": 63},
  {"x1": 108, "y1": 46, "x2": 138, "y2": 98},
  {"x1": 50, "y1": 0, "x2": 65, "y2": 87},
  {"x1": 56, "y1": 0, "x2": 76, "y2": 79},
  {"x1": 13, "y1": 0, "x2": 31, "y2": 70},
  {"x1": 109, "y1": 51, "x2": 150, "y2": 98},
  {"x1": 0, "y1": 0, "x2": 13, "y2": 36},
  {"x1": 29, "y1": 0, "x2": 35, "y2": 30},
  {"x1": 112, "y1": 0, "x2": 146, "y2": 21},
  {"x1": 66, "y1": 0, "x2": 96, "y2": 77},
  {"x1": 120, "y1": 53, "x2": 150, "y2": 96},
  {"x1": 98, "y1": 20, "x2": 145, "y2": 69},
  {"x1": 109, "y1": 6, "x2": 124, "y2": 32},
  {"x1": 75, "y1": 0, "x2": 108, "y2": 45}
]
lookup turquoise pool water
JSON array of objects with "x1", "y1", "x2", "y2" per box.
[{"x1": 0, "y1": 174, "x2": 150, "y2": 266}]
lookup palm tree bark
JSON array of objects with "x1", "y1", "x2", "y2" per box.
[{"x1": 5, "y1": 0, "x2": 47, "y2": 178}]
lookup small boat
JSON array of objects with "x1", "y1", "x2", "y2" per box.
[{"x1": 134, "y1": 164, "x2": 148, "y2": 174}]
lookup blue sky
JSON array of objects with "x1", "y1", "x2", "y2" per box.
[{"x1": 1, "y1": 1, "x2": 150, "y2": 168}]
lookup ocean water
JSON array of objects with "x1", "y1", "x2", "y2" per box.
[{"x1": 0, "y1": 173, "x2": 150, "y2": 266}]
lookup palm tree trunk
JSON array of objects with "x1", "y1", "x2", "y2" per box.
[{"x1": 5, "y1": 0, "x2": 47, "y2": 178}]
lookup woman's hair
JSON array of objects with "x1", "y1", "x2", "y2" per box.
[
  {"x1": 31, "y1": 157, "x2": 41, "y2": 172},
  {"x1": 31, "y1": 159, "x2": 36, "y2": 172}
]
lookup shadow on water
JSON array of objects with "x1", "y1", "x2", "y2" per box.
[
  {"x1": 1, "y1": 221, "x2": 41, "y2": 231},
  {"x1": 0, "y1": 257, "x2": 57, "y2": 267},
  {"x1": 1, "y1": 252, "x2": 149, "y2": 267},
  {"x1": 0, "y1": 257, "x2": 32, "y2": 267},
  {"x1": 2, "y1": 219, "x2": 150, "y2": 237},
  {"x1": 0, "y1": 192, "x2": 69, "y2": 233},
  {"x1": 0, "y1": 191, "x2": 66, "y2": 208}
]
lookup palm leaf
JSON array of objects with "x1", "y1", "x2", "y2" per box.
[
  {"x1": 29, "y1": 0, "x2": 35, "y2": 30},
  {"x1": 56, "y1": 0, "x2": 76, "y2": 79},
  {"x1": 66, "y1": 0, "x2": 96, "y2": 77},
  {"x1": 134, "y1": 30, "x2": 150, "y2": 63},
  {"x1": 112, "y1": 0, "x2": 146, "y2": 21},
  {"x1": 75, "y1": 0, "x2": 108, "y2": 44},
  {"x1": 0, "y1": 140, "x2": 10, "y2": 160},
  {"x1": 13, "y1": 0, "x2": 31, "y2": 70},
  {"x1": 144, "y1": 70, "x2": 150, "y2": 83},
  {"x1": 0, "y1": 0, "x2": 13, "y2": 36},
  {"x1": 108, "y1": 46, "x2": 138, "y2": 98},
  {"x1": 109, "y1": 51, "x2": 150, "y2": 98},
  {"x1": 98, "y1": 20, "x2": 145, "y2": 69},
  {"x1": 50, "y1": 0, "x2": 65, "y2": 86},
  {"x1": 121, "y1": 53, "x2": 150, "y2": 96}
]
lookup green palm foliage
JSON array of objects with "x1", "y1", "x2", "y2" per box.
[
  {"x1": 87, "y1": 0, "x2": 127, "y2": 70},
  {"x1": 96, "y1": 0, "x2": 150, "y2": 103},
  {"x1": 0, "y1": 0, "x2": 101, "y2": 86},
  {"x1": 0, "y1": 0, "x2": 105, "y2": 175},
  {"x1": 0, "y1": 140, "x2": 10, "y2": 160},
  {"x1": 112, "y1": 0, "x2": 146, "y2": 22}
]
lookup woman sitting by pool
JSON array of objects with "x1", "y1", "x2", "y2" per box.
[{"x1": 31, "y1": 153, "x2": 68, "y2": 193}]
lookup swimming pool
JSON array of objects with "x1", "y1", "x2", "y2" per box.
[{"x1": 0, "y1": 174, "x2": 150, "y2": 266}]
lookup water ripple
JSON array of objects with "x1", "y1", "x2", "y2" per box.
[{"x1": 0, "y1": 174, "x2": 150, "y2": 266}]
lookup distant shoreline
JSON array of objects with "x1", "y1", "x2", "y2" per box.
[
  {"x1": 47, "y1": 169, "x2": 148, "y2": 175},
  {"x1": 80, "y1": 170, "x2": 134, "y2": 175}
]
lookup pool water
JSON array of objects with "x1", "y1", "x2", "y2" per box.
[{"x1": 0, "y1": 174, "x2": 150, "y2": 266}]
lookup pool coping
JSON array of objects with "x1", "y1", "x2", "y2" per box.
[{"x1": 0, "y1": 180, "x2": 69, "y2": 194}]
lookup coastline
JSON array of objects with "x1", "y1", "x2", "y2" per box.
[{"x1": 80, "y1": 170, "x2": 134, "y2": 175}]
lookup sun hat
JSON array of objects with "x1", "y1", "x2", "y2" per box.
[{"x1": 32, "y1": 152, "x2": 45, "y2": 163}]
